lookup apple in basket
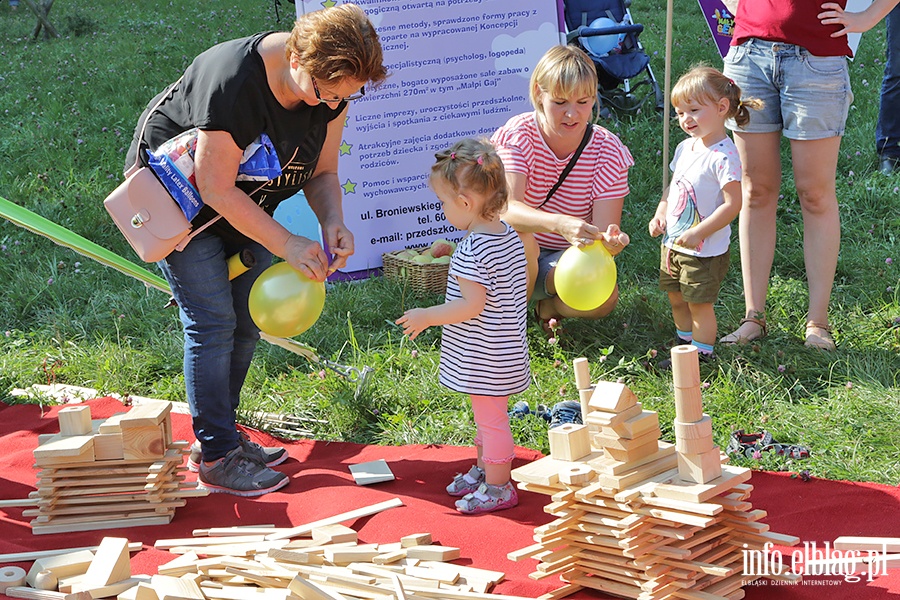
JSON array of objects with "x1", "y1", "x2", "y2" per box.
[
  {"x1": 411, "y1": 253, "x2": 433, "y2": 264},
  {"x1": 432, "y1": 255, "x2": 451, "y2": 264},
  {"x1": 430, "y1": 239, "x2": 456, "y2": 258},
  {"x1": 395, "y1": 249, "x2": 419, "y2": 261}
]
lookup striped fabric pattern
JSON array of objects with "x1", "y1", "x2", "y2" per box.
[
  {"x1": 491, "y1": 112, "x2": 634, "y2": 249},
  {"x1": 439, "y1": 223, "x2": 530, "y2": 396}
]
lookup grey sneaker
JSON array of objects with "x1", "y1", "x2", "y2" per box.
[
  {"x1": 188, "y1": 432, "x2": 287, "y2": 472},
  {"x1": 549, "y1": 400, "x2": 583, "y2": 429},
  {"x1": 198, "y1": 446, "x2": 289, "y2": 497},
  {"x1": 455, "y1": 481, "x2": 518, "y2": 514},
  {"x1": 446, "y1": 465, "x2": 485, "y2": 497}
]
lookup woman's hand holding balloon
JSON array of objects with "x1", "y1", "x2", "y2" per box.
[
  {"x1": 283, "y1": 234, "x2": 330, "y2": 282},
  {"x1": 599, "y1": 223, "x2": 629, "y2": 256}
]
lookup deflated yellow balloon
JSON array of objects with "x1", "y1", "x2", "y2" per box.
[
  {"x1": 555, "y1": 242, "x2": 617, "y2": 311},
  {"x1": 249, "y1": 262, "x2": 326, "y2": 337}
]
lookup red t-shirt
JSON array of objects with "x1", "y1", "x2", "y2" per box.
[{"x1": 732, "y1": 0, "x2": 852, "y2": 57}]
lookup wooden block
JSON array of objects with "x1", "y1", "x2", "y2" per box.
[
  {"x1": 148, "y1": 575, "x2": 204, "y2": 600},
  {"x1": 603, "y1": 438, "x2": 661, "y2": 463},
  {"x1": 0, "y1": 567, "x2": 27, "y2": 592},
  {"x1": 588, "y1": 382, "x2": 638, "y2": 413},
  {"x1": 27, "y1": 551, "x2": 95, "y2": 587},
  {"x1": 605, "y1": 410, "x2": 659, "y2": 440},
  {"x1": 5, "y1": 588, "x2": 92, "y2": 600},
  {"x1": 559, "y1": 464, "x2": 596, "y2": 486},
  {"x1": 404, "y1": 546, "x2": 460, "y2": 561},
  {"x1": 348, "y1": 460, "x2": 394, "y2": 486},
  {"x1": 585, "y1": 403, "x2": 643, "y2": 428},
  {"x1": 322, "y1": 546, "x2": 380, "y2": 565},
  {"x1": 82, "y1": 537, "x2": 131, "y2": 588},
  {"x1": 573, "y1": 357, "x2": 590, "y2": 389},
  {"x1": 578, "y1": 388, "x2": 593, "y2": 427},
  {"x1": 592, "y1": 427, "x2": 660, "y2": 452},
  {"x1": 670, "y1": 344, "x2": 700, "y2": 389},
  {"x1": 58, "y1": 406, "x2": 92, "y2": 437},
  {"x1": 157, "y1": 551, "x2": 200, "y2": 577},
  {"x1": 673, "y1": 385, "x2": 704, "y2": 424},
  {"x1": 675, "y1": 433, "x2": 715, "y2": 455},
  {"x1": 72, "y1": 576, "x2": 148, "y2": 598},
  {"x1": 833, "y1": 536, "x2": 900, "y2": 553},
  {"x1": 288, "y1": 574, "x2": 348, "y2": 600},
  {"x1": 677, "y1": 447, "x2": 723, "y2": 484},
  {"x1": 121, "y1": 425, "x2": 165, "y2": 460},
  {"x1": 32, "y1": 570, "x2": 58, "y2": 591},
  {"x1": 400, "y1": 533, "x2": 432, "y2": 548},
  {"x1": 373, "y1": 550, "x2": 407, "y2": 565},
  {"x1": 34, "y1": 436, "x2": 95, "y2": 462},
  {"x1": 123, "y1": 583, "x2": 158, "y2": 600},
  {"x1": 92, "y1": 433, "x2": 125, "y2": 461},
  {"x1": 674, "y1": 415, "x2": 712, "y2": 439},
  {"x1": 311, "y1": 524, "x2": 358, "y2": 545},
  {"x1": 589, "y1": 442, "x2": 675, "y2": 475},
  {"x1": 548, "y1": 423, "x2": 591, "y2": 461},
  {"x1": 97, "y1": 414, "x2": 125, "y2": 434},
  {"x1": 119, "y1": 401, "x2": 171, "y2": 428}
]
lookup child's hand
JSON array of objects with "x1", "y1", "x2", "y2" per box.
[
  {"x1": 675, "y1": 229, "x2": 704, "y2": 250},
  {"x1": 395, "y1": 308, "x2": 431, "y2": 341},
  {"x1": 648, "y1": 216, "x2": 666, "y2": 238}
]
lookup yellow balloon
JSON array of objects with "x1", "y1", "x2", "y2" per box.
[
  {"x1": 554, "y1": 242, "x2": 617, "y2": 311},
  {"x1": 248, "y1": 262, "x2": 326, "y2": 337}
]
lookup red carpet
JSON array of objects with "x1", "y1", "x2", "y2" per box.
[{"x1": 0, "y1": 398, "x2": 898, "y2": 599}]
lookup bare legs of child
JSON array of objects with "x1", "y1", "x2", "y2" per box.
[
  {"x1": 452, "y1": 395, "x2": 519, "y2": 514},
  {"x1": 668, "y1": 292, "x2": 716, "y2": 357}
]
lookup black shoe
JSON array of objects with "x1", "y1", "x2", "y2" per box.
[{"x1": 879, "y1": 156, "x2": 900, "y2": 175}]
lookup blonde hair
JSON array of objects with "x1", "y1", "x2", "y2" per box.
[
  {"x1": 529, "y1": 45, "x2": 598, "y2": 114},
  {"x1": 431, "y1": 138, "x2": 508, "y2": 220},
  {"x1": 671, "y1": 65, "x2": 763, "y2": 129},
  {"x1": 286, "y1": 4, "x2": 387, "y2": 87}
]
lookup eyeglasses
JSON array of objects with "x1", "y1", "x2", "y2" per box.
[{"x1": 311, "y1": 77, "x2": 365, "y2": 103}]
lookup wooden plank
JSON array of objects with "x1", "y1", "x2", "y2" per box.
[
  {"x1": 404, "y1": 546, "x2": 460, "y2": 561},
  {"x1": 651, "y1": 466, "x2": 752, "y2": 504},
  {"x1": 266, "y1": 498, "x2": 404, "y2": 541},
  {"x1": 833, "y1": 536, "x2": 900, "y2": 553},
  {"x1": 149, "y1": 574, "x2": 204, "y2": 600},
  {"x1": 4, "y1": 588, "x2": 92, "y2": 600},
  {"x1": 31, "y1": 515, "x2": 171, "y2": 535},
  {"x1": 348, "y1": 460, "x2": 394, "y2": 486}
]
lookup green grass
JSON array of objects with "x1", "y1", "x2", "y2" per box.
[{"x1": 1, "y1": 0, "x2": 898, "y2": 486}]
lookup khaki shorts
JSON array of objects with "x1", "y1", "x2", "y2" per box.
[{"x1": 658, "y1": 247, "x2": 730, "y2": 304}]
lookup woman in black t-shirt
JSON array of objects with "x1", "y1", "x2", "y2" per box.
[{"x1": 125, "y1": 3, "x2": 386, "y2": 497}]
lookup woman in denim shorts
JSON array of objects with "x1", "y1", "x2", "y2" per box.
[{"x1": 719, "y1": 0, "x2": 897, "y2": 350}]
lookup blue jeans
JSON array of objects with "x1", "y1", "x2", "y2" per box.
[
  {"x1": 878, "y1": 5, "x2": 900, "y2": 158},
  {"x1": 157, "y1": 232, "x2": 271, "y2": 462}
]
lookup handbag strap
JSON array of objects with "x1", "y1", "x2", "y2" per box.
[
  {"x1": 537, "y1": 124, "x2": 593, "y2": 209},
  {"x1": 127, "y1": 77, "x2": 185, "y2": 176}
]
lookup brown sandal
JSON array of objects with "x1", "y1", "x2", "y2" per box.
[
  {"x1": 805, "y1": 321, "x2": 835, "y2": 351},
  {"x1": 720, "y1": 316, "x2": 767, "y2": 345}
]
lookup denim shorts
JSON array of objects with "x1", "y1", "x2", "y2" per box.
[
  {"x1": 532, "y1": 247, "x2": 566, "y2": 301},
  {"x1": 723, "y1": 38, "x2": 852, "y2": 140}
]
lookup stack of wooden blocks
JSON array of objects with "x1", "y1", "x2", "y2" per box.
[
  {"x1": 509, "y1": 345, "x2": 800, "y2": 600},
  {"x1": 25, "y1": 400, "x2": 208, "y2": 535}
]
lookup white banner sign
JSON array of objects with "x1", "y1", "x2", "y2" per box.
[{"x1": 292, "y1": 0, "x2": 562, "y2": 277}]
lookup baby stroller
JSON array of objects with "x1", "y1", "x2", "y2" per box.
[{"x1": 564, "y1": 0, "x2": 664, "y2": 119}]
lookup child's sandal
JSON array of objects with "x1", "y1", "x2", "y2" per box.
[{"x1": 804, "y1": 321, "x2": 835, "y2": 351}]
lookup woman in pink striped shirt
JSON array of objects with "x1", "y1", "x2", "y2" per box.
[{"x1": 491, "y1": 45, "x2": 634, "y2": 335}]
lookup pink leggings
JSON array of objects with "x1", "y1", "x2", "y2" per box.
[{"x1": 471, "y1": 395, "x2": 515, "y2": 465}]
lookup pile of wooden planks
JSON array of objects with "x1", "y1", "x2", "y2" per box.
[
  {"x1": 509, "y1": 345, "x2": 801, "y2": 600},
  {"x1": 25, "y1": 400, "x2": 207, "y2": 535}
]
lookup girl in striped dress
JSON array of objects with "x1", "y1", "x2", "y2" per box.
[{"x1": 396, "y1": 138, "x2": 530, "y2": 515}]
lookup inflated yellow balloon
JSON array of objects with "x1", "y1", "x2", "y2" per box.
[
  {"x1": 554, "y1": 242, "x2": 617, "y2": 311},
  {"x1": 248, "y1": 262, "x2": 326, "y2": 337}
]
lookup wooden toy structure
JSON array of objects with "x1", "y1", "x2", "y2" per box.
[
  {"x1": 510, "y1": 345, "x2": 800, "y2": 600},
  {"x1": 25, "y1": 400, "x2": 208, "y2": 535}
]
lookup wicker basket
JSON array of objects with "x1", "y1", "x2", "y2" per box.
[{"x1": 382, "y1": 246, "x2": 450, "y2": 295}]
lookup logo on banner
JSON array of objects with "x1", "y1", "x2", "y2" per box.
[{"x1": 697, "y1": 0, "x2": 734, "y2": 58}]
